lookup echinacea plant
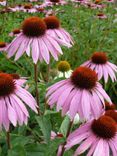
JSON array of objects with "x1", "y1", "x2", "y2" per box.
[
  {"x1": 6, "y1": 16, "x2": 72, "y2": 115},
  {"x1": 44, "y1": 16, "x2": 74, "y2": 45},
  {"x1": 6, "y1": 16, "x2": 71, "y2": 64},
  {"x1": 81, "y1": 52, "x2": 117, "y2": 83},
  {"x1": 46, "y1": 66, "x2": 112, "y2": 120},
  {"x1": 0, "y1": 41, "x2": 8, "y2": 52},
  {"x1": 0, "y1": 73, "x2": 37, "y2": 148},
  {"x1": 65, "y1": 115, "x2": 117, "y2": 156}
]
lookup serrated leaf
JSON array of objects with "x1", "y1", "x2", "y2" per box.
[
  {"x1": 35, "y1": 116, "x2": 51, "y2": 143},
  {"x1": 59, "y1": 116, "x2": 70, "y2": 137}
]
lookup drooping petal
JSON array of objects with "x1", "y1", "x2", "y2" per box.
[
  {"x1": 38, "y1": 37, "x2": 50, "y2": 64},
  {"x1": 10, "y1": 94, "x2": 29, "y2": 117},
  {"x1": 15, "y1": 86, "x2": 37, "y2": 113},
  {"x1": 1, "y1": 98, "x2": 10, "y2": 131},
  {"x1": 74, "y1": 135, "x2": 95, "y2": 156},
  {"x1": 31, "y1": 38, "x2": 39, "y2": 64},
  {"x1": 57, "y1": 85, "x2": 74, "y2": 111},
  {"x1": 93, "y1": 139, "x2": 104, "y2": 156},
  {"x1": 5, "y1": 97, "x2": 17, "y2": 126},
  {"x1": 15, "y1": 37, "x2": 29, "y2": 60},
  {"x1": 69, "y1": 89, "x2": 82, "y2": 119}
]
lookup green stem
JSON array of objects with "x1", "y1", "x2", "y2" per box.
[
  {"x1": 34, "y1": 63, "x2": 40, "y2": 115},
  {"x1": 46, "y1": 63, "x2": 50, "y2": 82},
  {"x1": 63, "y1": 72, "x2": 65, "y2": 78},
  {"x1": 6, "y1": 131, "x2": 11, "y2": 149},
  {"x1": 59, "y1": 121, "x2": 73, "y2": 156}
]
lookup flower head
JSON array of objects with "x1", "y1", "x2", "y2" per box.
[
  {"x1": 46, "y1": 67, "x2": 111, "y2": 120},
  {"x1": 6, "y1": 16, "x2": 71, "y2": 64},
  {"x1": 9, "y1": 29, "x2": 21, "y2": 37},
  {"x1": 22, "y1": 17, "x2": 46, "y2": 37},
  {"x1": 0, "y1": 41, "x2": 8, "y2": 51},
  {"x1": 44, "y1": 16, "x2": 74, "y2": 45},
  {"x1": 71, "y1": 67, "x2": 97, "y2": 89},
  {"x1": 81, "y1": 52, "x2": 117, "y2": 83},
  {"x1": 105, "y1": 110, "x2": 117, "y2": 123},
  {"x1": 96, "y1": 13, "x2": 107, "y2": 19},
  {"x1": 66, "y1": 115, "x2": 117, "y2": 156},
  {"x1": 10, "y1": 73, "x2": 27, "y2": 86},
  {"x1": 44, "y1": 16, "x2": 60, "y2": 29},
  {"x1": 105, "y1": 102, "x2": 116, "y2": 111},
  {"x1": 0, "y1": 72, "x2": 37, "y2": 131},
  {"x1": 57, "y1": 61, "x2": 71, "y2": 72}
]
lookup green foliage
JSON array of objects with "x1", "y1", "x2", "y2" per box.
[
  {"x1": 0, "y1": 0, "x2": 117, "y2": 156},
  {"x1": 35, "y1": 116, "x2": 52, "y2": 143}
]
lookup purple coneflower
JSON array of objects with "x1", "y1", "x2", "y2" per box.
[
  {"x1": 66, "y1": 115, "x2": 117, "y2": 156},
  {"x1": 10, "y1": 73, "x2": 27, "y2": 86},
  {"x1": 6, "y1": 16, "x2": 71, "y2": 64},
  {"x1": 0, "y1": 73, "x2": 37, "y2": 131},
  {"x1": 0, "y1": 41, "x2": 8, "y2": 52},
  {"x1": 81, "y1": 52, "x2": 117, "y2": 83},
  {"x1": 22, "y1": 4, "x2": 36, "y2": 13},
  {"x1": 44, "y1": 0, "x2": 67, "y2": 6},
  {"x1": 29, "y1": 0, "x2": 38, "y2": 2},
  {"x1": 9, "y1": 29, "x2": 21, "y2": 37},
  {"x1": 44, "y1": 16, "x2": 74, "y2": 45},
  {"x1": 96, "y1": 13, "x2": 107, "y2": 19},
  {"x1": 46, "y1": 66, "x2": 112, "y2": 120}
]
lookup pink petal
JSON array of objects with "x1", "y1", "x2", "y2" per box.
[
  {"x1": 47, "y1": 79, "x2": 69, "y2": 97},
  {"x1": 69, "y1": 89, "x2": 82, "y2": 119},
  {"x1": 57, "y1": 85, "x2": 74, "y2": 111},
  {"x1": 65, "y1": 132, "x2": 90, "y2": 150},
  {"x1": 42, "y1": 35, "x2": 58, "y2": 61},
  {"x1": 15, "y1": 37, "x2": 29, "y2": 60},
  {"x1": 15, "y1": 86, "x2": 37, "y2": 113},
  {"x1": 5, "y1": 97, "x2": 17, "y2": 126},
  {"x1": 10, "y1": 94, "x2": 29, "y2": 117},
  {"x1": 46, "y1": 34, "x2": 63, "y2": 54},
  {"x1": 38, "y1": 37, "x2": 50, "y2": 64},
  {"x1": 31, "y1": 39, "x2": 39, "y2": 64},
  {"x1": 67, "y1": 122, "x2": 91, "y2": 141},
  {"x1": 0, "y1": 98, "x2": 9, "y2": 131},
  {"x1": 74, "y1": 135, "x2": 95, "y2": 156},
  {"x1": 62, "y1": 89, "x2": 77, "y2": 116},
  {"x1": 93, "y1": 139, "x2": 104, "y2": 156}
]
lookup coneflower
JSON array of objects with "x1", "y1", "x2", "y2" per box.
[
  {"x1": 46, "y1": 67, "x2": 112, "y2": 120},
  {"x1": 6, "y1": 16, "x2": 71, "y2": 64},
  {"x1": 66, "y1": 115, "x2": 117, "y2": 156},
  {"x1": 44, "y1": 16, "x2": 74, "y2": 45},
  {"x1": 0, "y1": 72, "x2": 37, "y2": 131},
  {"x1": 81, "y1": 52, "x2": 117, "y2": 83}
]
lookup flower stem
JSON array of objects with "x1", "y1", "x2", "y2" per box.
[
  {"x1": 34, "y1": 63, "x2": 40, "y2": 115},
  {"x1": 63, "y1": 72, "x2": 65, "y2": 78},
  {"x1": 6, "y1": 131, "x2": 11, "y2": 149},
  {"x1": 46, "y1": 63, "x2": 50, "y2": 82},
  {"x1": 59, "y1": 121, "x2": 73, "y2": 156}
]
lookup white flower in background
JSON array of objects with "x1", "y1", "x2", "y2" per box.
[
  {"x1": 73, "y1": 113, "x2": 80, "y2": 125},
  {"x1": 0, "y1": 0, "x2": 6, "y2": 6},
  {"x1": 57, "y1": 70, "x2": 73, "y2": 78}
]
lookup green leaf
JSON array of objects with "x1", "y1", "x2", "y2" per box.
[
  {"x1": 8, "y1": 145, "x2": 26, "y2": 156},
  {"x1": 44, "y1": 110, "x2": 58, "y2": 115},
  {"x1": 25, "y1": 143, "x2": 46, "y2": 156},
  {"x1": 45, "y1": 138, "x2": 64, "y2": 156},
  {"x1": 35, "y1": 116, "x2": 52, "y2": 143},
  {"x1": 11, "y1": 135, "x2": 32, "y2": 147},
  {"x1": 59, "y1": 116, "x2": 70, "y2": 137}
]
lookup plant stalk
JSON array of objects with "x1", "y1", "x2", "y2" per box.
[{"x1": 34, "y1": 63, "x2": 40, "y2": 115}]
